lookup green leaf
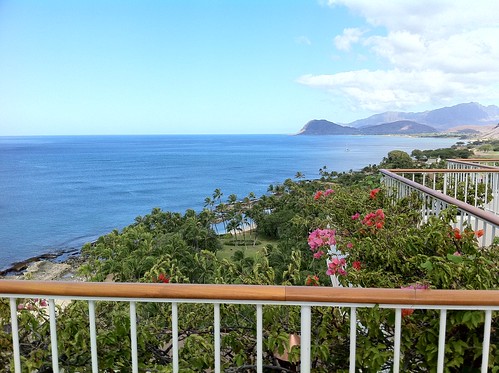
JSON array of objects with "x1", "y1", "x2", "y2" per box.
[
  {"x1": 447, "y1": 253, "x2": 463, "y2": 263},
  {"x1": 421, "y1": 260, "x2": 433, "y2": 271}
]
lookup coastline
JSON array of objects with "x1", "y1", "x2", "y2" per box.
[{"x1": 0, "y1": 249, "x2": 85, "y2": 281}]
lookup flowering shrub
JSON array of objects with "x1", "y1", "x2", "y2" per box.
[{"x1": 302, "y1": 184, "x2": 498, "y2": 371}]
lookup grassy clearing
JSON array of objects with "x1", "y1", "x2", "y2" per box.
[{"x1": 217, "y1": 230, "x2": 276, "y2": 261}]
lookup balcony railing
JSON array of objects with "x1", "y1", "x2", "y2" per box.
[
  {"x1": 1, "y1": 281, "x2": 498, "y2": 373},
  {"x1": 447, "y1": 158, "x2": 499, "y2": 169},
  {"x1": 383, "y1": 168, "x2": 499, "y2": 213},
  {"x1": 381, "y1": 169, "x2": 499, "y2": 246}
]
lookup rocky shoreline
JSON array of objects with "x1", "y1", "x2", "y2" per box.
[{"x1": 0, "y1": 249, "x2": 86, "y2": 282}]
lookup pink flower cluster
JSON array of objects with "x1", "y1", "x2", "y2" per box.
[
  {"x1": 17, "y1": 298, "x2": 48, "y2": 310},
  {"x1": 326, "y1": 257, "x2": 347, "y2": 276},
  {"x1": 308, "y1": 228, "x2": 336, "y2": 259},
  {"x1": 314, "y1": 189, "x2": 335, "y2": 200},
  {"x1": 362, "y1": 209, "x2": 385, "y2": 229}
]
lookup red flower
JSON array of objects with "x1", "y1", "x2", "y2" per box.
[
  {"x1": 314, "y1": 191, "x2": 323, "y2": 200},
  {"x1": 361, "y1": 209, "x2": 385, "y2": 230},
  {"x1": 369, "y1": 188, "x2": 380, "y2": 199},
  {"x1": 453, "y1": 228, "x2": 462, "y2": 240},
  {"x1": 402, "y1": 309, "x2": 414, "y2": 318},
  {"x1": 475, "y1": 229, "x2": 484, "y2": 238},
  {"x1": 157, "y1": 273, "x2": 170, "y2": 283},
  {"x1": 352, "y1": 261, "x2": 361, "y2": 270},
  {"x1": 305, "y1": 275, "x2": 320, "y2": 286}
]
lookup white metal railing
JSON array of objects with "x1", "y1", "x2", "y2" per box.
[
  {"x1": 1, "y1": 282, "x2": 497, "y2": 373},
  {"x1": 386, "y1": 168, "x2": 499, "y2": 214},
  {"x1": 448, "y1": 158, "x2": 499, "y2": 169},
  {"x1": 381, "y1": 169, "x2": 499, "y2": 246}
]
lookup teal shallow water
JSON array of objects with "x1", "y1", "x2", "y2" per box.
[{"x1": 0, "y1": 134, "x2": 457, "y2": 269}]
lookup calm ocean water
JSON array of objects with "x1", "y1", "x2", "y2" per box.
[{"x1": 0, "y1": 134, "x2": 457, "y2": 270}]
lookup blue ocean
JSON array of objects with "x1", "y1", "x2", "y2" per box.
[{"x1": 0, "y1": 135, "x2": 457, "y2": 270}]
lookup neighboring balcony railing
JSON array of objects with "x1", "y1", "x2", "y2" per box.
[
  {"x1": 381, "y1": 169, "x2": 499, "y2": 246},
  {"x1": 1, "y1": 281, "x2": 498, "y2": 373},
  {"x1": 447, "y1": 158, "x2": 499, "y2": 169}
]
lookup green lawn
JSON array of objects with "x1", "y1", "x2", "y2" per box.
[{"x1": 217, "y1": 231, "x2": 276, "y2": 261}]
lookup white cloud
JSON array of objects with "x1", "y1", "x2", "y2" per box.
[
  {"x1": 334, "y1": 28, "x2": 364, "y2": 51},
  {"x1": 298, "y1": 68, "x2": 499, "y2": 112},
  {"x1": 302, "y1": 0, "x2": 499, "y2": 113}
]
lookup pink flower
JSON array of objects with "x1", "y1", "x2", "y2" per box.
[
  {"x1": 17, "y1": 304, "x2": 24, "y2": 310},
  {"x1": 351, "y1": 213, "x2": 360, "y2": 220},
  {"x1": 313, "y1": 250, "x2": 325, "y2": 259},
  {"x1": 346, "y1": 242, "x2": 353, "y2": 249},
  {"x1": 39, "y1": 299, "x2": 48, "y2": 307},
  {"x1": 308, "y1": 228, "x2": 336, "y2": 250},
  {"x1": 326, "y1": 257, "x2": 347, "y2": 276},
  {"x1": 324, "y1": 189, "x2": 335, "y2": 196},
  {"x1": 453, "y1": 251, "x2": 462, "y2": 256}
]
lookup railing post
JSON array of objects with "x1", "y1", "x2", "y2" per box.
[
  {"x1": 130, "y1": 301, "x2": 138, "y2": 373},
  {"x1": 481, "y1": 310, "x2": 492, "y2": 373},
  {"x1": 9, "y1": 298, "x2": 21, "y2": 373},
  {"x1": 443, "y1": 173, "x2": 448, "y2": 195},
  {"x1": 349, "y1": 307, "x2": 357, "y2": 373},
  {"x1": 300, "y1": 305, "x2": 311, "y2": 373},
  {"x1": 172, "y1": 302, "x2": 179, "y2": 373},
  {"x1": 393, "y1": 308, "x2": 401, "y2": 373},
  {"x1": 256, "y1": 304, "x2": 263, "y2": 373},
  {"x1": 437, "y1": 309, "x2": 447, "y2": 373},
  {"x1": 214, "y1": 303, "x2": 221, "y2": 373},
  {"x1": 49, "y1": 299, "x2": 60, "y2": 373},
  {"x1": 88, "y1": 300, "x2": 99, "y2": 373}
]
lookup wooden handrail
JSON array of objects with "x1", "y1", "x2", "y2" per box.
[
  {"x1": 1, "y1": 280, "x2": 498, "y2": 306},
  {"x1": 380, "y1": 169, "x2": 499, "y2": 226}
]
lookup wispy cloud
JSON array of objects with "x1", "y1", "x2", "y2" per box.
[
  {"x1": 295, "y1": 35, "x2": 312, "y2": 45},
  {"x1": 301, "y1": 0, "x2": 499, "y2": 112}
]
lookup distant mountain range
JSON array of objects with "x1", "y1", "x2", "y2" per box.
[{"x1": 298, "y1": 102, "x2": 499, "y2": 136}]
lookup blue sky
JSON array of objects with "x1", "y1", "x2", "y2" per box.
[{"x1": 1, "y1": 0, "x2": 498, "y2": 135}]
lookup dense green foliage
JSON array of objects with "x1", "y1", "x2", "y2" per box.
[
  {"x1": 411, "y1": 147, "x2": 474, "y2": 161},
  {"x1": 1, "y1": 147, "x2": 498, "y2": 372}
]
